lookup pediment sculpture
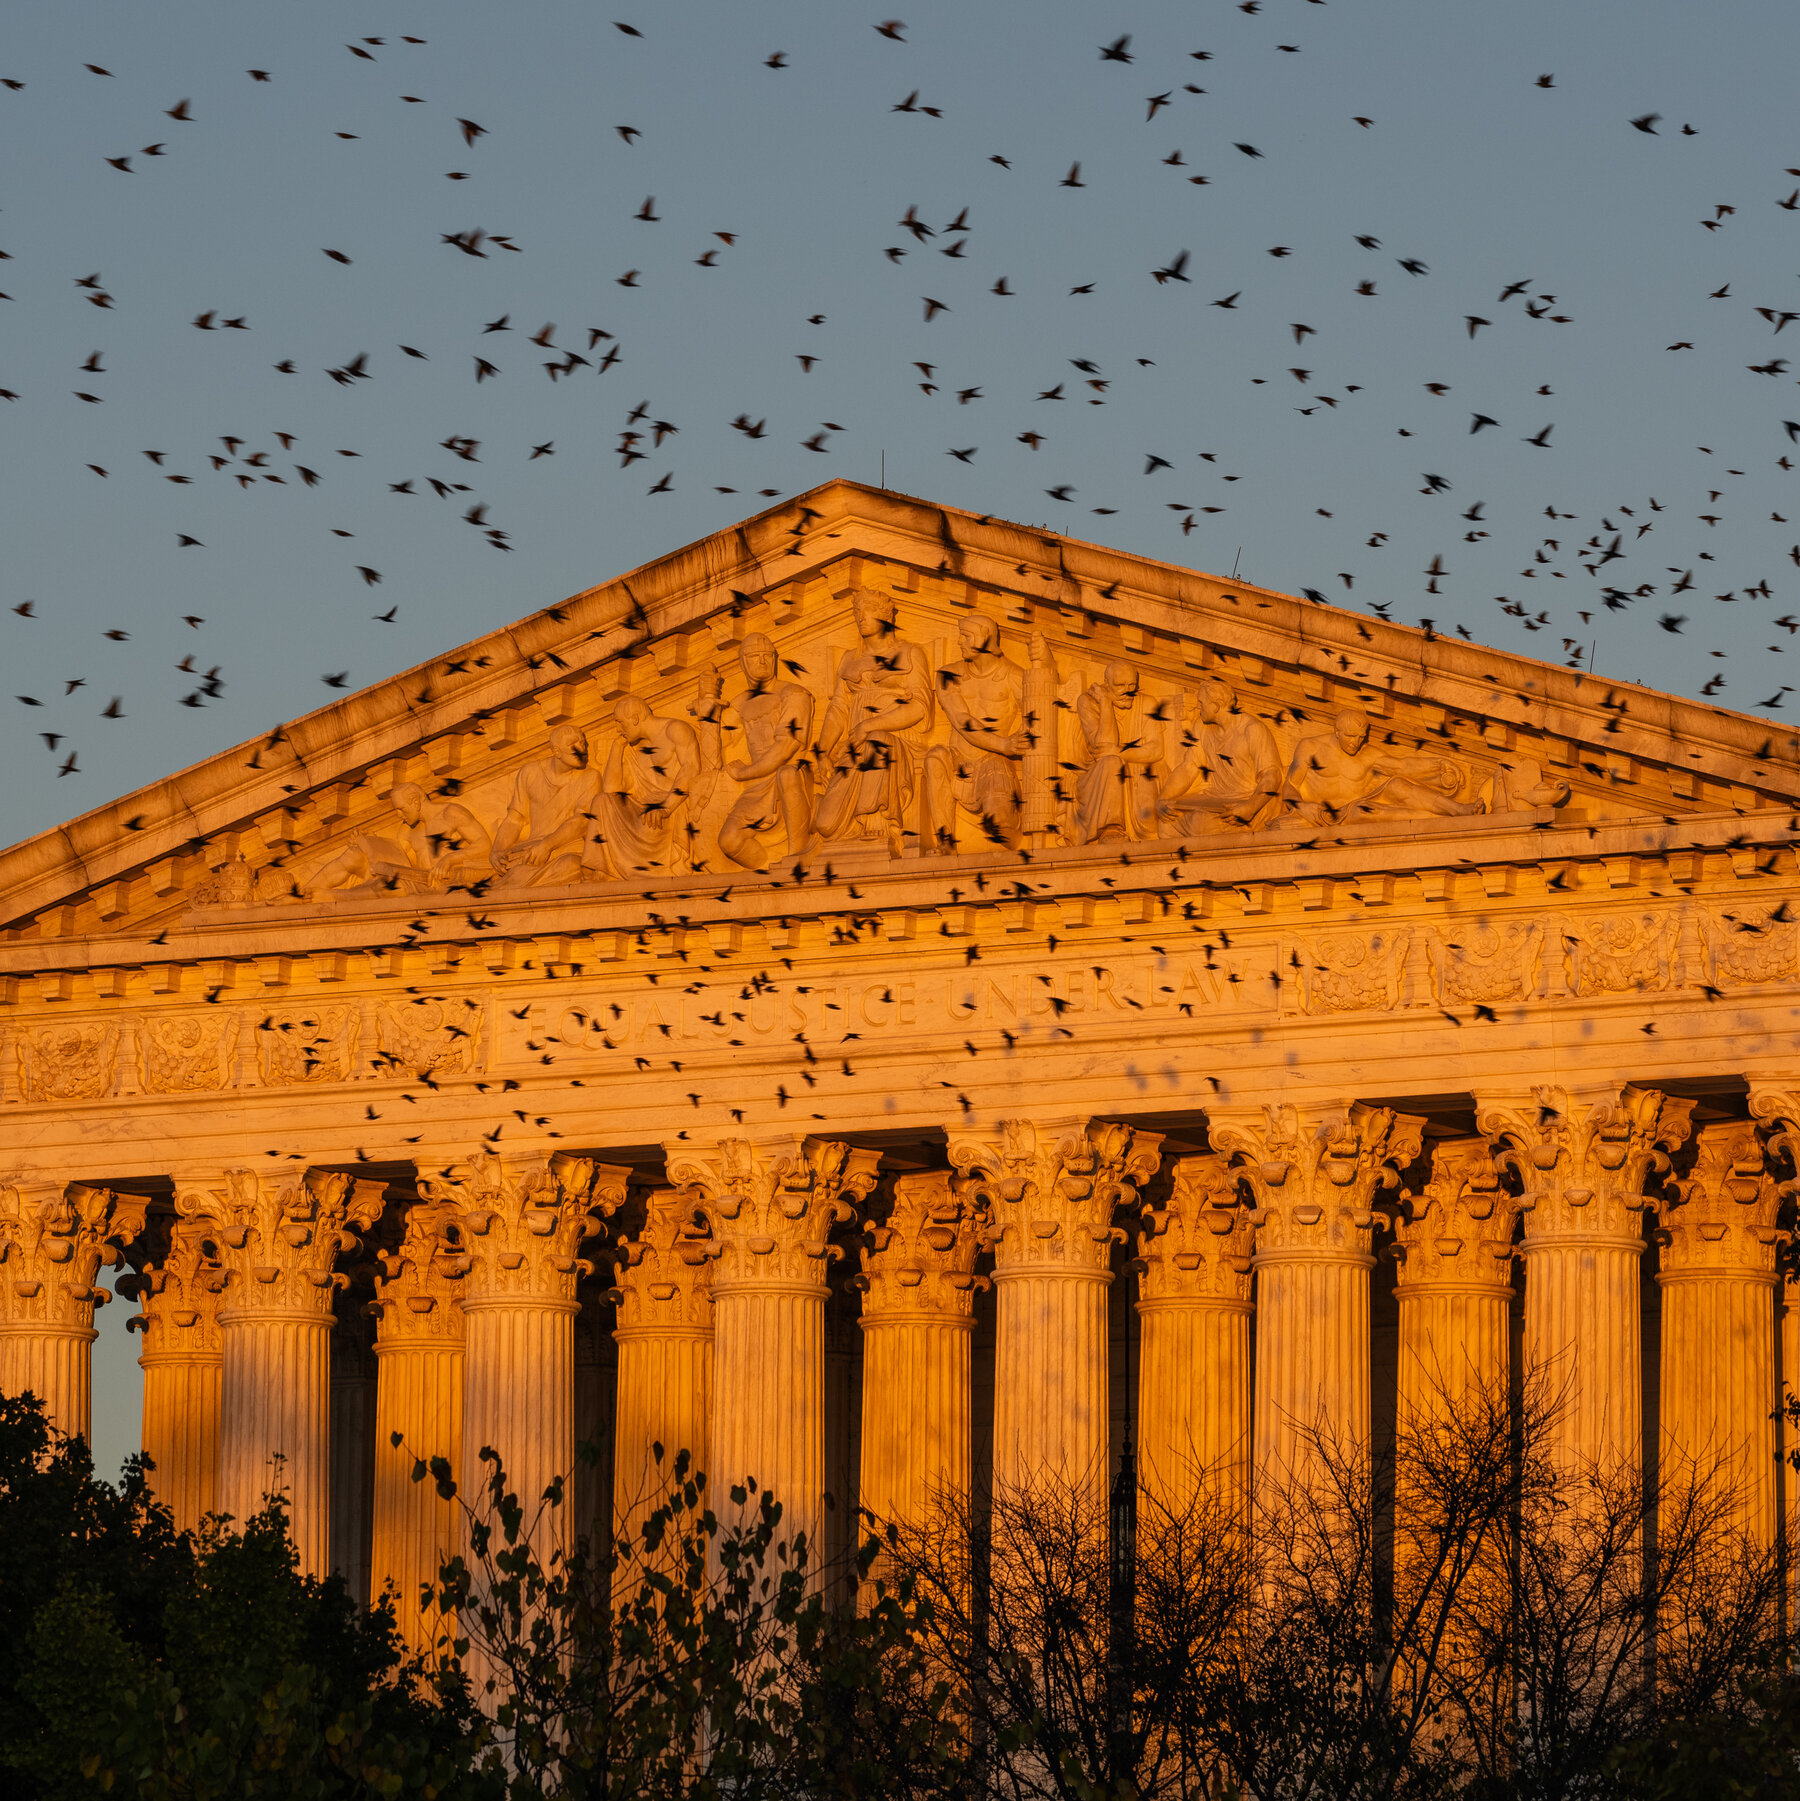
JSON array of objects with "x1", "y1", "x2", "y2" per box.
[{"x1": 179, "y1": 585, "x2": 1584, "y2": 914}]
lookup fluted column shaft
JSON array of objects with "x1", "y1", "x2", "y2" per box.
[
  {"x1": 219, "y1": 1304, "x2": 334, "y2": 1572},
  {"x1": 369, "y1": 1197, "x2": 466, "y2": 1658},
  {"x1": 1212, "y1": 1102, "x2": 1424, "y2": 1502},
  {"x1": 1659, "y1": 1119, "x2": 1784, "y2": 1546},
  {"x1": 668, "y1": 1136, "x2": 880, "y2": 1571},
  {"x1": 1480, "y1": 1085, "x2": 1692, "y2": 1479},
  {"x1": 123, "y1": 1215, "x2": 226, "y2": 1529},
  {"x1": 331, "y1": 1311, "x2": 377, "y2": 1602},
  {"x1": 1135, "y1": 1155, "x2": 1255, "y2": 1523},
  {"x1": 0, "y1": 1181, "x2": 144, "y2": 1441},
  {"x1": 183, "y1": 1169, "x2": 382, "y2": 1577},
  {"x1": 952, "y1": 1119, "x2": 1162, "y2": 1515}
]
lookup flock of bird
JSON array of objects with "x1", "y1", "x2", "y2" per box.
[{"x1": 3, "y1": 7, "x2": 1800, "y2": 820}]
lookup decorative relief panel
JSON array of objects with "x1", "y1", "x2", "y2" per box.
[
  {"x1": 19, "y1": 1021, "x2": 119, "y2": 1102},
  {"x1": 1703, "y1": 904, "x2": 1798, "y2": 989},
  {"x1": 374, "y1": 998, "x2": 484, "y2": 1080},
  {"x1": 255, "y1": 1006, "x2": 359, "y2": 1087},
  {"x1": 1424, "y1": 921, "x2": 1546, "y2": 1008},
  {"x1": 1292, "y1": 928, "x2": 1414, "y2": 1015},
  {"x1": 139, "y1": 1011, "x2": 238, "y2": 1095},
  {"x1": 1564, "y1": 909, "x2": 1678, "y2": 998}
]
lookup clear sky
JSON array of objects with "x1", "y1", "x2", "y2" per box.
[{"x1": 5, "y1": 0, "x2": 1799, "y2": 1477}]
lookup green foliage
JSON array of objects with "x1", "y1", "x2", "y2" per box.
[{"x1": 0, "y1": 1391, "x2": 496, "y2": 1801}]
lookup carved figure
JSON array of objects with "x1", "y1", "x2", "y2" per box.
[
  {"x1": 138, "y1": 1012, "x2": 238, "y2": 1094},
  {"x1": 1073, "y1": 662, "x2": 1164, "y2": 843},
  {"x1": 717, "y1": 633, "x2": 815, "y2": 869},
  {"x1": 588, "y1": 696, "x2": 702, "y2": 877},
  {"x1": 810, "y1": 590, "x2": 935, "y2": 855},
  {"x1": 1158, "y1": 680, "x2": 1284, "y2": 832},
  {"x1": 187, "y1": 856, "x2": 254, "y2": 909},
  {"x1": 491, "y1": 723, "x2": 603, "y2": 888},
  {"x1": 921, "y1": 615, "x2": 1033, "y2": 853},
  {"x1": 308, "y1": 782, "x2": 493, "y2": 898},
  {"x1": 1283, "y1": 706, "x2": 1482, "y2": 824}
]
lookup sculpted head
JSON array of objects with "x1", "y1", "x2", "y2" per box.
[
  {"x1": 1195, "y1": 679, "x2": 1233, "y2": 723},
  {"x1": 549, "y1": 723, "x2": 590, "y2": 768},
  {"x1": 957, "y1": 613, "x2": 1000, "y2": 657},
  {"x1": 738, "y1": 632, "x2": 778, "y2": 687},
  {"x1": 1103, "y1": 660, "x2": 1139, "y2": 701},
  {"x1": 390, "y1": 781, "x2": 426, "y2": 825},
  {"x1": 851, "y1": 588, "x2": 897, "y2": 639},
  {"x1": 1332, "y1": 707, "x2": 1370, "y2": 755},
  {"x1": 613, "y1": 697, "x2": 652, "y2": 741}
]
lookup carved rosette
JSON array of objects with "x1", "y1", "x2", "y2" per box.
[
  {"x1": 666, "y1": 1136, "x2": 881, "y2": 1290},
  {"x1": 0, "y1": 1181, "x2": 147, "y2": 1334},
  {"x1": 371, "y1": 1200, "x2": 469, "y2": 1345},
  {"x1": 609, "y1": 1186, "x2": 716, "y2": 1331},
  {"x1": 1659, "y1": 1121, "x2": 1781, "y2": 1278},
  {"x1": 121, "y1": 1217, "x2": 228, "y2": 1359},
  {"x1": 858, "y1": 1170, "x2": 985, "y2": 1319},
  {"x1": 1210, "y1": 1102, "x2": 1425, "y2": 1263},
  {"x1": 949, "y1": 1117, "x2": 1163, "y2": 1273},
  {"x1": 184, "y1": 1171, "x2": 386, "y2": 1321},
  {"x1": 1476, "y1": 1083, "x2": 1694, "y2": 1242},
  {"x1": 422, "y1": 1153, "x2": 629, "y2": 1305},
  {"x1": 1393, "y1": 1138, "x2": 1520, "y2": 1292},
  {"x1": 1136, "y1": 1153, "x2": 1253, "y2": 1304}
]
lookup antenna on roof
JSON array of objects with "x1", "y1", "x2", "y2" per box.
[
  {"x1": 880, "y1": 449, "x2": 886, "y2": 489},
  {"x1": 1231, "y1": 546, "x2": 1242, "y2": 580}
]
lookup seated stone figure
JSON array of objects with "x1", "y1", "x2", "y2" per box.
[
  {"x1": 490, "y1": 724, "x2": 602, "y2": 889},
  {"x1": 1158, "y1": 680, "x2": 1284, "y2": 833},
  {"x1": 587, "y1": 695, "x2": 703, "y2": 878},
  {"x1": 308, "y1": 781, "x2": 493, "y2": 897},
  {"x1": 1283, "y1": 706, "x2": 1483, "y2": 825}
]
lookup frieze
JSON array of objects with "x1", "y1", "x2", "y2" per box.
[
  {"x1": 255, "y1": 1005, "x2": 360, "y2": 1086},
  {"x1": 139, "y1": 1010, "x2": 239, "y2": 1095},
  {"x1": 19, "y1": 1020, "x2": 119, "y2": 1102}
]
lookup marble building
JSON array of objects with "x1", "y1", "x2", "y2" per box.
[{"x1": 1, "y1": 482, "x2": 1795, "y2": 1648}]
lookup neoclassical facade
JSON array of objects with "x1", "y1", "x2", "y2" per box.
[{"x1": 3, "y1": 482, "x2": 1797, "y2": 1644}]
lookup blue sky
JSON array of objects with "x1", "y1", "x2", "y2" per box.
[{"x1": 4, "y1": 0, "x2": 1798, "y2": 1474}]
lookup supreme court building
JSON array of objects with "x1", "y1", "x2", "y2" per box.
[{"x1": 2, "y1": 481, "x2": 1797, "y2": 1645}]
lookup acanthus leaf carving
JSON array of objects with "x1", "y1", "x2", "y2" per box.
[
  {"x1": 1135, "y1": 1152, "x2": 1254, "y2": 1305},
  {"x1": 667, "y1": 1135, "x2": 881, "y2": 1287},
  {"x1": 119, "y1": 1215, "x2": 228, "y2": 1358},
  {"x1": 1394, "y1": 1137, "x2": 1520, "y2": 1290},
  {"x1": 371, "y1": 1197, "x2": 470, "y2": 1344},
  {"x1": 420, "y1": 1151, "x2": 629, "y2": 1303},
  {"x1": 0, "y1": 1180, "x2": 147, "y2": 1332},
  {"x1": 1476, "y1": 1083, "x2": 1695, "y2": 1240},
  {"x1": 1658, "y1": 1121, "x2": 1781, "y2": 1278},
  {"x1": 1210, "y1": 1101, "x2": 1425, "y2": 1260},
  {"x1": 858, "y1": 1169, "x2": 986, "y2": 1318},
  {"x1": 181, "y1": 1169, "x2": 386, "y2": 1320},
  {"x1": 609, "y1": 1186, "x2": 716, "y2": 1332},
  {"x1": 949, "y1": 1117, "x2": 1163, "y2": 1272}
]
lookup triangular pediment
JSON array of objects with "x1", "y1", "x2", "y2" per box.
[{"x1": 5, "y1": 479, "x2": 1800, "y2": 946}]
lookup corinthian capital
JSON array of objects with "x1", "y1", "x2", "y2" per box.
[
  {"x1": 949, "y1": 1117, "x2": 1163, "y2": 1272},
  {"x1": 371, "y1": 1198, "x2": 469, "y2": 1344},
  {"x1": 181, "y1": 1169, "x2": 385, "y2": 1318},
  {"x1": 420, "y1": 1152, "x2": 629, "y2": 1303},
  {"x1": 119, "y1": 1215, "x2": 227, "y2": 1358},
  {"x1": 610, "y1": 1187, "x2": 716, "y2": 1331},
  {"x1": 1658, "y1": 1121, "x2": 1781, "y2": 1278},
  {"x1": 0, "y1": 1180, "x2": 147, "y2": 1332},
  {"x1": 1136, "y1": 1153, "x2": 1253, "y2": 1305},
  {"x1": 1475, "y1": 1083, "x2": 1694, "y2": 1238},
  {"x1": 858, "y1": 1170, "x2": 985, "y2": 1318},
  {"x1": 1210, "y1": 1101, "x2": 1424, "y2": 1259},
  {"x1": 666, "y1": 1136, "x2": 881, "y2": 1285},
  {"x1": 1394, "y1": 1138, "x2": 1519, "y2": 1290}
]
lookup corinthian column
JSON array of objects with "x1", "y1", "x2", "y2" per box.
[
  {"x1": 191, "y1": 1170, "x2": 385, "y2": 1576},
  {"x1": 0, "y1": 1180, "x2": 146, "y2": 1439},
  {"x1": 857, "y1": 1170, "x2": 984, "y2": 1542},
  {"x1": 1392, "y1": 1139, "x2": 1520, "y2": 1425},
  {"x1": 1477, "y1": 1084, "x2": 1692, "y2": 1478},
  {"x1": 608, "y1": 1186, "x2": 715, "y2": 1544},
  {"x1": 369, "y1": 1198, "x2": 466, "y2": 1657},
  {"x1": 1211, "y1": 1102, "x2": 1423, "y2": 1498},
  {"x1": 1134, "y1": 1153, "x2": 1254, "y2": 1522},
  {"x1": 424, "y1": 1153, "x2": 629, "y2": 1574},
  {"x1": 1661, "y1": 1116, "x2": 1783, "y2": 1545},
  {"x1": 950, "y1": 1119, "x2": 1162, "y2": 1513},
  {"x1": 667, "y1": 1136, "x2": 880, "y2": 1565},
  {"x1": 121, "y1": 1215, "x2": 226, "y2": 1528}
]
